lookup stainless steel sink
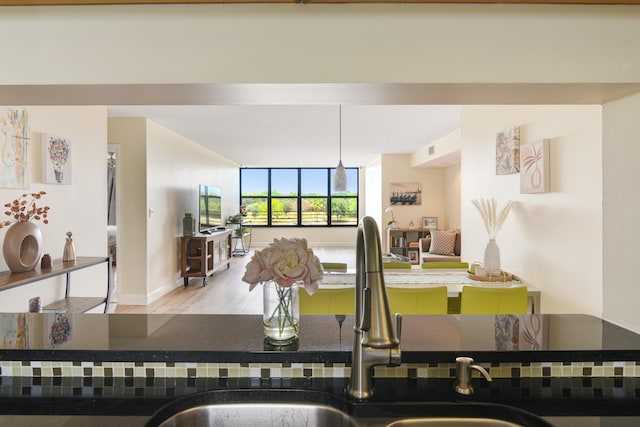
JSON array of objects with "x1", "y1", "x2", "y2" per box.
[
  {"x1": 145, "y1": 389, "x2": 358, "y2": 427},
  {"x1": 152, "y1": 402, "x2": 358, "y2": 427},
  {"x1": 145, "y1": 389, "x2": 552, "y2": 427},
  {"x1": 386, "y1": 418, "x2": 526, "y2": 427}
]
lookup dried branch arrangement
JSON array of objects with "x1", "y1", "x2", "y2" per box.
[{"x1": 471, "y1": 198, "x2": 514, "y2": 240}]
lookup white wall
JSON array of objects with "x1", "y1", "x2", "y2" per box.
[
  {"x1": 412, "y1": 129, "x2": 461, "y2": 169},
  {"x1": 108, "y1": 118, "x2": 239, "y2": 305},
  {"x1": 603, "y1": 92, "x2": 640, "y2": 333},
  {"x1": 443, "y1": 164, "x2": 461, "y2": 230},
  {"x1": 364, "y1": 156, "x2": 383, "y2": 230},
  {"x1": 411, "y1": 129, "x2": 462, "y2": 230},
  {"x1": 461, "y1": 105, "x2": 603, "y2": 316},
  {"x1": 107, "y1": 119, "x2": 148, "y2": 303},
  {"x1": 146, "y1": 120, "x2": 238, "y2": 302},
  {"x1": 0, "y1": 4, "x2": 638, "y2": 85},
  {"x1": 0, "y1": 107, "x2": 108, "y2": 312}
]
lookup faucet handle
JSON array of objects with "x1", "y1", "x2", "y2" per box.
[
  {"x1": 395, "y1": 313, "x2": 403, "y2": 341},
  {"x1": 454, "y1": 356, "x2": 493, "y2": 395}
]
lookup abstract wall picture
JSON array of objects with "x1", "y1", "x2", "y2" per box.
[
  {"x1": 49, "y1": 312, "x2": 72, "y2": 347},
  {"x1": 494, "y1": 314, "x2": 520, "y2": 351},
  {"x1": 520, "y1": 139, "x2": 550, "y2": 194},
  {"x1": 0, "y1": 107, "x2": 30, "y2": 189},
  {"x1": 389, "y1": 182, "x2": 422, "y2": 205},
  {"x1": 496, "y1": 126, "x2": 520, "y2": 175},
  {"x1": 519, "y1": 314, "x2": 544, "y2": 350},
  {"x1": 0, "y1": 313, "x2": 28, "y2": 349},
  {"x1": 43, "y1": 134, "x2": 72, "y2": 184}
]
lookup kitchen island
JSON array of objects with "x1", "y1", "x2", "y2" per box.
[{"x1": 1, "y1": 312, "x2": 639, "y2": 426}]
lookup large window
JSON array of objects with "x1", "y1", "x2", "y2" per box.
[{"x1": 240, "y1": 167, "x2": 359, "y2": 227}]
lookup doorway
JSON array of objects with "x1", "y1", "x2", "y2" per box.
[{"x1": 107, "y1": 144, "x2": 119, "y2": 307}]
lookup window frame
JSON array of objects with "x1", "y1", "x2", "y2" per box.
[{"x1": 240, "y1": 167, "x2": 359, "y2": 227}]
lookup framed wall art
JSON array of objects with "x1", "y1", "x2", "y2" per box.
[
  {"x1": 0, "y1": 107, "x2": 30, "y2": 189},
  {"x1": 520, "y1": 138, "x2": 550, "y2": 194},
  {"x1": 43, "y1": 134, "x2": 72, "y2": 184},
  {"x1": 389, "y1": 182, "x2": 422, "y2": 206},
  {"x1": 496, "y1": 126, "x2": 520, "y2": 175},
  {"x1": 422, "y1": 216, "x2": 438, "y2": 229}
]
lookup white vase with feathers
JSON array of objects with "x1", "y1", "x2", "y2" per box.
[{"x1": 472, "y1": 198, "x2": 514, "y2": 276}]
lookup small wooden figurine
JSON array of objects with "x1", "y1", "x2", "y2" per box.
[{"x1": 63, "y1": 231, "x2": 76, "y2": 262}]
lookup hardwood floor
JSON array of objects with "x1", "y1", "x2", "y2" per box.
[{"x1": 115, "y1": 246, "x2": 356, "y2": 315}]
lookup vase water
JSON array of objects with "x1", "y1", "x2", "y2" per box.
[{"x1": 263, "y1": 280, "x2": 299, "y2": 345}]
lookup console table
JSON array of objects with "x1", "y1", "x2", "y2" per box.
[
  {"x1": 0, "y1": 256, "x2": 113, "y2": 313},
  {"x1": 180, "y1": 230, "x2": 232, "y2": 286}
]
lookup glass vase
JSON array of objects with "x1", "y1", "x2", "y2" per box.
[
  {"x1": 483, "y1": 239, "x2": 501, "y2": 276},
  {"x1": 263, "y1": 280, "x2": 299, "y2": 345}
]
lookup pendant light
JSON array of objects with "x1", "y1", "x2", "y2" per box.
[{"x1": 333, "y1": 105, "x2": 348, "y2": 192}]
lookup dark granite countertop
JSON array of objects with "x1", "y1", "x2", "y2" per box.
[{"x1": 1, "y1": 312, "x2": 640, "y2": 425}]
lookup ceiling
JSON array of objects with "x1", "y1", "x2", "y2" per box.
[
  {"x1": 107, "y1": 104, "x2": 462, "y2": 168},
  {"x1": 4, "y1": 82, "x2": 640, "y2": 168}
]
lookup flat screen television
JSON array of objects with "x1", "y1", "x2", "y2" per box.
[{"x1": 198, "y1": 184, "x2": 222, "y2": 233}]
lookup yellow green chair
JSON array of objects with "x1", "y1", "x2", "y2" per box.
[
  {"x1": 299, "y1": 288, "x2": 355, "y2": 314},
  {"x1": 387, "y1": 286, "x2": 448, "y2": 314},
  {"x1": 382, "y1": 262, "x2": 412, "y2": 269},
  {"x1": 422, "y1": 261, "x2": 469, "y2": 269},
  {"x1": 460, "y1": 286, "x2": 528, "y2": 314},
  {"x1": 321, "y1": 262, "x2": 348, "y2": 273}
]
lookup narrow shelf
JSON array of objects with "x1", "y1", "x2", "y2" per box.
[
  {"x1": 43, "y1": 297, "x2": 107, "y2": 313},
  {"x1": 0, "y1": 256, "x2": 112, "y2": 314}
]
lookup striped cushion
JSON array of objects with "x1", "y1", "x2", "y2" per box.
[{"x1": 428, "y1": 229, "x2": 457, "y2": 256}]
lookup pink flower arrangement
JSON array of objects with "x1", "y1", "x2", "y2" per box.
[
  {"x1": 1, "y1": 191, "x2": 50, "y2": 229},
  {"x1": 242, "y1": 237, "x2": 323, "y2": 294}
]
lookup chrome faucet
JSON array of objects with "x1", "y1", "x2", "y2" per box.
[{"x1": 348, "y1": 216, "x2": 402, "y2": 400}]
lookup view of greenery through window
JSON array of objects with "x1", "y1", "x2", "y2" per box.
[{"x1": 240, "y1": 168, "x2": 359, "y2": 226}]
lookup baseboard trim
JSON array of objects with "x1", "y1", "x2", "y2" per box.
[{"x1": 118, "y1": 280, "x2": 182, "y2": 306}]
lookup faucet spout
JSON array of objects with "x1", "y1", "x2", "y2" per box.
[{"x1": 348, "y1": 216, "x2": 402, "y2": 401}]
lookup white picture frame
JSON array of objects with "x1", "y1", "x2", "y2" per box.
[
  {"x1": 43, "y1": 134, "x2": 72, "y2": 185},
  {"x1": 496, "y1": 126, "x2": 520, "y2": 175},
  {"x1": 0, "y1": 107, "x2": 30, "y2": 189},
  {"x1": 520, "y1": 139, "x2": 550, "y2": 194},
  {"x1": 422, "y1": 217, "x2": 438, "y2": 229}
]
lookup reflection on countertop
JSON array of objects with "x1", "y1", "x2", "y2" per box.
[{"x1": 1, "y1": 312, "x2": 639, "y2": 355}]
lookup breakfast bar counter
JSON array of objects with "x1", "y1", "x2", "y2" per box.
[{"x1": 0, "y1": 312, "x2": 639, "y2": 426}]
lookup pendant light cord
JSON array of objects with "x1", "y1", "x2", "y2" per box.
[
  {"x1": 333, "y1": 104, "x2": 348, "y2": 192},
  {"x1": 339, "y1": 105, "x2": 342, "y2": 161}
]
